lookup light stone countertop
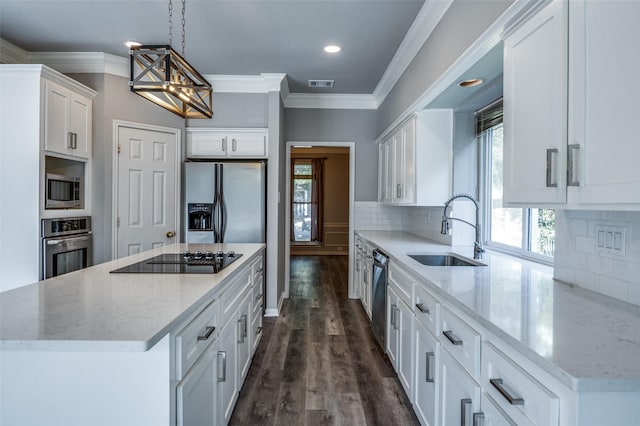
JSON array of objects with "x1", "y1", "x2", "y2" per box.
[
  {"x1": 356, "y1": 230, "x2": 640, "y2": 392},
  {"x1": 0, "y1": 243, "x2": 265, "y2": 352}
]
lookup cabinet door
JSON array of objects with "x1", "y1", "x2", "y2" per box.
[
  {"x1": 568, "y1": 0, "x2": 640, "y2": 205},
  {"x1": 187, "y1": 131, "x2": 228, "y2": 158},
  {"x1": 481, "y1": 394, "x2": 517, "y2": 426},
  {"x1": 414, "y1": 320, "x2": 440, "y2": 426},
  {"x1": 380, "y1": 138, "x2": 393, "y2": 203},
  {"x1": 227, "y1": 132, "x2": 267, "y2": 158},
  {"x1": 218, "y1": 311, "x2": 238, "y2": 425},
  {"x1": 503, "y1": 0, "x2": 567, "y2": 205},
  {"x1": 176, "y1": 340, "x2": 218, "y2": 426},
  {"x1": 399, "y1": 118, "x2": 416, "y2": 204},
  {"x1": 69, "y1": 93, "x2": 92, "y2": 158},
  {"x1": 44, "y1": 79, "x2": 71, "y2": 155},
  {"x1": 386, "y1": 287, "x2": 399, "y2": 368},
  {"x1": 237, "y1": 290, "x2": 252, "y2": 384},
  {"x1": 397, "y1": 299, "x2": 413, "y2": 398},
  {"x1": 439, "y1": 348, "x2": 481, "y2": 426}
]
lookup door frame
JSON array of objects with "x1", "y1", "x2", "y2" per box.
[
  {"x1": 285, "y1": 141, "x2": 356, "y2": 299},
  {"x1": 111, "y1": 120, "x2": 182, "y2": 259}
]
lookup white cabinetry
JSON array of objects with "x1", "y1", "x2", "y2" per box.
[
  {"x1": 218, "y1": 310, "x2": 239, "y2": 424},
  {"x1": 414, "y1": 319, "x2": 440, "y2": 426},
  {"x1": 44, "y1": 79, "x2": 93, "y2": 159},
  {"x1": 378, "y1": 110, "x2": 453, "y2": 206},
  {"x1": 504, "y1": 0, "x2": 640, "y2": 208},
  {"x1": 387, "y1": 281, "x2": 413, "y2": 396},
  {"x1": 187, "y1": 128, "x2": 268, "y2": 159},
  {"x1": 503, "y1": 0, "x2": 567, "y2": 205},
  {"x1": 357, "y1": 240, "x2": 372, "y2": 318},
  {"x1": 439, "y1": 348, "x2": 482, "y2": 426},
  {"x1": 567, "y1": 0, "x2": 640, "y2": 206}
]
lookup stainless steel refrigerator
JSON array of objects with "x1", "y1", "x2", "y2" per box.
[{"x1": 184, "y1": 161, "x2": 266, "y2": 244}]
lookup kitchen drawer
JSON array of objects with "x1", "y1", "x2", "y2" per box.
[
  {"x1": 252, "y1": 275, "x2": 264, "y2": 305},
  {"x1": 221, "y1": 269, "x2": 251, "y2": 327},
  {"x1": 175, "y1": 298, "x2": 220, "y2": 380},
  {"x1": 251, "y1": 308, "x2": 263, "y2": 355},
  {"x1": 482, "y1": 342, "x2": 559, "y2": 426},
  {"x1": 388, "y1": 262, "x2": 414, "y2": 306},
  {"x1": 251, "y1": 254, "x2": 264, "y2": 282},
  {"x1": 440, "y1": 306, "x2": 481, "y2": 379},
  {"x1": 413, "y1": 283, "x2": 440, "y2": 336}
]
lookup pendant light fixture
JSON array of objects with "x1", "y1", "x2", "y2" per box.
[{"x1": 129, "y1": 0, "x2": 213, "y2": 118}]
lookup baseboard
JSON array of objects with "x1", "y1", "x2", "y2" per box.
[{"x1": 264, "y1": 291, "x2": 286, "y2": 317}]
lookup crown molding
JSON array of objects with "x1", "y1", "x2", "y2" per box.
[
  {"x1": 0, "y1": 39, "x2": 29, "y2": 64},
  {"x1": 372, "y1": 0, "x2": 453, "y2": 106},
  {"x1": 27, "y1": 52, "x2": 129, "y2": 77},
  {"x1": 283, "y1": 93, "x2": 377, "y2": 110}
]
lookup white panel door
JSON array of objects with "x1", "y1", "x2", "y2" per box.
[
  {"x1": 69, "y1": 93, "x2": 92, "y2": 158},
  {"x1": 439, "y1": 348, "x2": 481, "y2": 426},
  {"x1": 414, "y1": 320, "x2": 440, "y2": 426},
  {"x1": 116, "y1": 126, "x2": 179, "y2": 258},
  {"x1": 176, "y1": 340, "x2": 218, "y2": 426},
  {"x1": 44, "y1": 79, "x2": 71, "y2": 155},
  {"x1": 503, "y1": 0, "x2": 567, "y2": 205},
  {"x1": 568, "y1": 0, "x2": 640, "y2": 205}
]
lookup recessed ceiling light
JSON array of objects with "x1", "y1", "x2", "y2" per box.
[
  {"x1": 323, "y1": 45, "x2": 342, "y2": 54},
  {"x1": 125, "y1": 40, "x2": 142, "y2": 48},
  {"x1": 458, "y1": 78, "x2": 484, "y2": 88}
]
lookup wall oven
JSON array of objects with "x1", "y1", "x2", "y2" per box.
[
  {"x1": 42, "y1": 217, "x2": 92, "y2": 279},
  {"x1": 45, "y1": 173, "x2": 82, "y2": 209}
]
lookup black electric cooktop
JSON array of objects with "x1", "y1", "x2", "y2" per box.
[{"x1": 110, "y1": 251, "x2": 242, "y2": 274}]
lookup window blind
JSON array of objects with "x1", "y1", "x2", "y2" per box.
[{"x1": 475, "y1": 97, "x2": 503, "y2": 135}]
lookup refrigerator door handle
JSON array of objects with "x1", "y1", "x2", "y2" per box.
[
  {"x1": 212, "y1": 164, "x2": 221, "y2": 242},
  {"x1": 219, "y1": 164, "x2": 227, "y2": 242}
]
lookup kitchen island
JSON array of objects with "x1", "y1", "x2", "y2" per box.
[
  {"x1": 0, "y1": 243, "x2": 265, "y2": 426},
  {"x1": 356, "y1": 230, "x2": 640, "y2": 426}
]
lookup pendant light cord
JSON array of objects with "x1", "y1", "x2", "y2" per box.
[{"x1": 168, "y1": 0, "x2": 186, "y2": 56}]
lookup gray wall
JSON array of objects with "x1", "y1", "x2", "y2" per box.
[
  {"x1": 377, "y1": 0, "x2": 513, "y2": 135},
  {"x1": 284, "y1": 108, "x2": 378, "y2": 201},
  {"x1": 186, "y1": 93, "x2": 268, "y2": 128},
  {"x1": 68, "y1": 73, "x2": 185, "y2": 264}
]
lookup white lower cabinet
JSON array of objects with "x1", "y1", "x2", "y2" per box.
[
  {"x1": 177, "y1": 338, "x2": 220, "y2": 426},
  {"x1": 236, "y1": 290, "x2": 252, "y2": 385},
  {"x1": 387, "y1": 284, "x2": 413, "y2": 396},
  {"x1": 218, "y1": 311, "x2": 239, "y2": 425},
  {"x1": 414, "y1": 319, "x2": 440, "y2": 426},
  {"x1": 439, "y1": 348, "x2": 482, "y2": 426}
]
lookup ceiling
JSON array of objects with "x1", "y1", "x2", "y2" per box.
[{"x1": 0, "y1": 0, "x2": 425, "y2": 94}]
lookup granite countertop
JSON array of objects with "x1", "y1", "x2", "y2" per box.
[
  {"x1": 356, "y1": 230, "x2": 640, "y2": 392},
  {"x1": 0, "y1": 243, "x2": 264, "y2": 352}
]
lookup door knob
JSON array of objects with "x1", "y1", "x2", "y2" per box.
[{"x1": 166, "y1": 231, "x2": 175, "y2": 238}]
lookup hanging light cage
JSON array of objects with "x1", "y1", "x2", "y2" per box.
[{"x1": 129, "y1": 45, "x2": 213, "y2": 119}]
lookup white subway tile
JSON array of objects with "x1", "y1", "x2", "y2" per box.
[
  {"x1": 568, "y1": 218, "x2": 588, "y2": 236},
  {"x1": 627, "y1": 283, "x2": 640, "y2": 306},
  {"x1": 554, "y1": 267, "x2": 575, "y2": 284},
  {"x1": 599, "y1": 276, "x2": 629, "y2": 302},
  {"x1": 575, "y1": 269, "x2": 600, "y2": 293},
  {"x1": 574, "y1": 235, "x2": 597, "y2": 254}
]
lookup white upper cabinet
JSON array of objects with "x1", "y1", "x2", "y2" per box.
[
  {"x1": 567, "y1": 0, "x2": 640, "y2": 207},
  {"x1": 378, "y1": 109, "x2": 452, "y2": 206},
  {"x1": 186, "y1": 128, "x2": 268, "y2": 159},
  {"x1": 504, "y1": 0, "x2": 640, "y2": 209},
  {"x1": 503, "y1": 0, "x2": 568, "y2": 205},
  {"x1": 44, "y1": 78, "x2": 93, "y2": 159}
]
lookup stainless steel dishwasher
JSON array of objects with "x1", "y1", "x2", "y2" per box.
[{"x1": 371, "y1": 249, "x2": 388, "y2": 350}]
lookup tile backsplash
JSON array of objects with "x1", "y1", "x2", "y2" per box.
[{"x1": 554, "y1": 210, "x2": 640, "y2": 306}]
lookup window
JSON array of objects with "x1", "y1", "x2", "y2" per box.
[
  {"x1": 291, "y1": 159, "x2": 324, "y2": 243},
  {"x1": 479, "y1": 99, "x2": 555, "y2": 261}
]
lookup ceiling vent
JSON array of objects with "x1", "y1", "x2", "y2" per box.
[{"x1": 308, "y1": 80, "x2": 334, "y2": 88}]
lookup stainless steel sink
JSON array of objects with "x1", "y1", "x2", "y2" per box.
[{"x1": 407, "y1": 253, "x2": 485, "y2": 267}]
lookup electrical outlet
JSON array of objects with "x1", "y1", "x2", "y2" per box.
[{"x1": 595, "y1": 225, "x2": 626, "y2": 256}]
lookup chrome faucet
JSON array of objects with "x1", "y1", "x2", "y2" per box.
[{"x1": 440, "y1": 194, "x2": 484, "y2": 260}]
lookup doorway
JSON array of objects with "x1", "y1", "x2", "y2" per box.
[
  {"x1": 285, "y1": 141, "x2": 356, "y2": 299},
  {"x1": 113, "y1": 121, "x2": 181, "y2": 259}
]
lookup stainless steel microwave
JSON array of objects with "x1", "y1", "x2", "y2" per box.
[{"x1": 45, "y1": 173, "x2": 82, "y2": 209}]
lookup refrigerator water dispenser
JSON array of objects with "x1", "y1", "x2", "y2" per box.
[{"x1": 188, "y1": 203, "x2": 213, "y2": 231}]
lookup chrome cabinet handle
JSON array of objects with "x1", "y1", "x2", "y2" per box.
[
  {"x1": 197, "y1": 326, "x2": 216, "y2": 341},
  {"x1": 443, "y1": 330, "x2": 463, "y2": 346},
  {"x1": 256, "y1": 326, "x2": 262, "y2": 336},
  {"x1": 72, "y1": 133, "x2": 78, "y2": 149},
  {"x1": 416, "y1": 303, "x2": 430, "y2": 314},
  {"x1": 490, "y1": 378, "x2": 524, "y2": 405},
  {"x1": 255, "y1": 293, "x2": 262, "y2": 302},
  {"x1": 243, "y1": 314, "x2": 248, "y2": 338},
  {"x1": 473, "y1": 412, "x2": 485, "y2": 426},
  {"x1": 238, "y1": 316, "x2": 247, "y2": 343},
  {"x1": 396, "y1": 183, "x2": 402, "y2": 198},
  {"x1": 425, "y1": 351, "x2": 435, "y2": 383},
  {"x1": 546, "y1": 148, "x2": 558, "y2": 188},
  {"x1": 217, "y1": 351, "x2": 226, "y2": 382},
  {"x1": 67, "y1": 132, "x2": 74, "y2": 149},
  {"x1": 461, "y1": 398, "x2": 472, "y2": 426},
  {"x1": 567, "y1": 144, "x2": 580, "y2": 186},
  {"x1": 222, "y1": 137, "x2": 227, "y2": 152},
  {"x1": 232, "y1": 138, "x2": 237, "y2": 152}
]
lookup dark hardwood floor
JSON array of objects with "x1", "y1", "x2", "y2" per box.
[{"x1": 230, "y1": 255, "x2": 419, "y2": 426}]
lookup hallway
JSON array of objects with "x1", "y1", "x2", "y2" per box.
[{"x1": 230, "y1": 255, "x2": 419, "y2": 425}]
